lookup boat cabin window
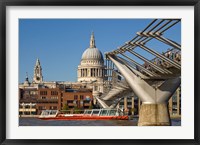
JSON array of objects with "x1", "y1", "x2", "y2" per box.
[
  {"x1": 100, "y1": 110, "x2": 108, "y2": 116},
  {"x1": 83, "y1": 109, "x2": 122, "y2": 116},
  {"x1": 110, "y1": 110, "x2": 117, "y2": 116},
  {"x1": 92, "y1": 110, "x2": 100, "y2": 115},
  {"x1": 40, "y1": 110, "x2": 58, "y2": 116},
  {"x1": 50, "y1": 110, "x2": 57, "y2": 115},
  {"x1": 84, "y1": 110, "x2": 92, "y2": 115}
]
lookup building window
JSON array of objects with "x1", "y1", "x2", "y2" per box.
[
  {"x1": 67, "y1": 100, "x2": 73, "y2": 104},
  {"x1": 24, "y1": 91, "x2": 30, "y2": 95},
  {"x1": 91, "y1": 68, "x2": 94, "y2": 77},
  {"x1": 74, "y1": 95, "x2": 78, "y2": 100},
  {"x1": 41, "y1": 96, "x2": 46, "y2": 99},
  {"x1": 40, "y1": 91, "x2": 47, "y2": 95},
  {"x1": 127, "y1": 102, "x2": 132, "y2": 105},
  {"x1": 30, "y1": 91, "x2": 36, "y2": 95},
  {"x1": 39, "y1": 106, "x2": 46, "y2": 110},
  {"x1": 51, "y1": 91, "x2": 58, "y2": 95},
  {"x1": 80, "y1": 95, "x2": 84, "y2": 100},
  {"x1": 83, "y1": 100, "x2": 90, "y2": 104},
  {"x1": 94, "y1": 86, "x2": 98, "y2": 91},
  {"x1": 25, "y1": 105, "x2": 30, "y2": 109},
  {"x1": 51, "y1": 96, "x2": 58, "y2": 99},
  {"x1": 50, "y1": 106, "x2": 57, "y2": 110}
]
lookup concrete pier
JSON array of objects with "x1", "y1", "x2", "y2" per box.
[{"x1": 138, "y1": 103, "x2": 171, "y2": 126}]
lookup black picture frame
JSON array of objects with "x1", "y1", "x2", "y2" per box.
[{"x1": 0, "y1": 0, "x2": 200, "y2": 145}]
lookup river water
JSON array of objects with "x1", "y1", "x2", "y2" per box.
[{"x1": 19, "y1": 117, "x2": 181, "y2": 126}]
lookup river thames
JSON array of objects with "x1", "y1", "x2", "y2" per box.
[{"x1": 19, "y1": 117, "x2": 181, "y2": 126}]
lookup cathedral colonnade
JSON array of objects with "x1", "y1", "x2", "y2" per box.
[{"x1": 78, "y1": 68, "x2": 105, "y2": 78}]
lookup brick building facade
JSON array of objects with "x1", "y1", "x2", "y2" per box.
[
  {"x1": 19, "y1": 87, "x2": 93, "y2": 115},
  {"x1": 62, "y1": 89, "x2": 93, "y2": 109},
  {"x1": 36, "y1": 88, "x2": 62, "y2": 115}
]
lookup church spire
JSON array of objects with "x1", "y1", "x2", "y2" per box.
[
  {"x1": 36, "y1": 58, "x2": 40, "y2": 66},
  {"x1": 25, "y1": 72, "x2": 29, "y2": 81},
  {"x1": 89, "y1": 31, "x2": 96, "y2": 48},
  {"x1": 33, "y1": 58, "x2": 43, "y2": 83}
]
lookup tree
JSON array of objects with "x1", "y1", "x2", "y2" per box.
[
  {"x1": 62, "y1": 104, "x2": 69, "y2": 110},
  {"x1": 89, "y1": 105, "x2": 93, "y2": 109},
  {"x1": 74, "y1": 106, "x2": 81, "y2": 114}
]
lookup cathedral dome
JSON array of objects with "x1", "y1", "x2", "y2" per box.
[
  {"x1": 81, "y1": 32, "x2": 104, "y2": 61},
  {"x1": 81, "y1": 47, "x2": 103, "y2": 61},
  {"x1": 77, "y1": 32, "x2": 106, "y2": 83}
]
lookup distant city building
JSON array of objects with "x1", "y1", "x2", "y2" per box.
[
  {"x1": 19, "y1": 88, "x2": 38, "y2": 115},
  {"x1": 62, "y1": 88, "x2": 93, "y2": 110},
  {"x1": 36, "y1": 87, "x2": 61, "y2": 115}
]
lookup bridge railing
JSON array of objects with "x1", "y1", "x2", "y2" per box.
[{"x1": 104, "y1": 19, "x2": 181, "y2": 79}]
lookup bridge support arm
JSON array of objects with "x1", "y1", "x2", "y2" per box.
[
  {"x1": 95, "y1": 96, "x2": 109, "y2": 108},
  {"x1": 107, "y1": 54, "x2": 180, "y2": 126}
]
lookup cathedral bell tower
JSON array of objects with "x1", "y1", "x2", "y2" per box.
[{"x1": 33, "y1": 58, "x2": 43, "y2": 83}]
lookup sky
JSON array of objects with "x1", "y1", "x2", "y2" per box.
[{"x1": 19, "y1": 19, "x2": 181, "y2": 83}]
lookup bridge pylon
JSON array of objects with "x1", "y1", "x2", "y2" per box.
[{"x1": 108, "y1": 54, "x2": 180, "y2": 126}]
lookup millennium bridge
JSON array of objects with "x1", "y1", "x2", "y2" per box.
[{"x1": 96, "y1": 19, "x2": 181, "y2": 126}]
